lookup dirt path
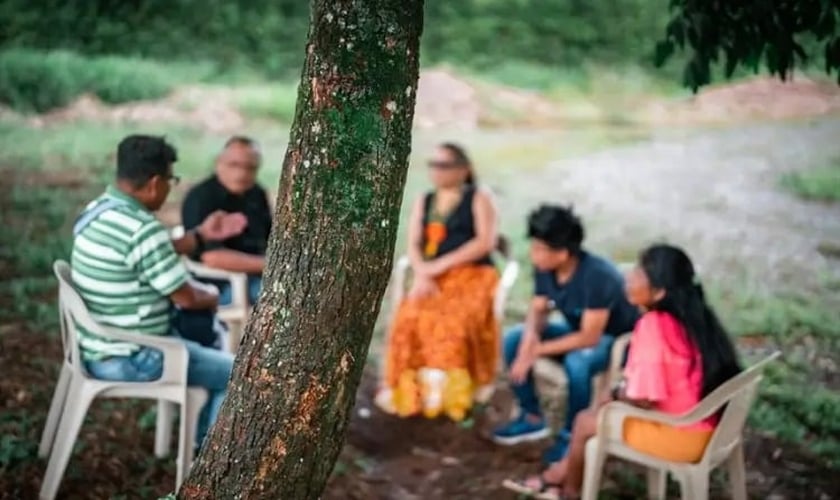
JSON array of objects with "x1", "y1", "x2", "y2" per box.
[{"x1": 513, "y1": 118, "x2": 840, "y2": 293}]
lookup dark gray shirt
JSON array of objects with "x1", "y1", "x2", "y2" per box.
[{"x1": 534, "y1": 251, "x2": 639, "y2": 335}]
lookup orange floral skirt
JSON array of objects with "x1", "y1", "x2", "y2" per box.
[{"x1": 381, "y1": 265, "x2": 500, "y2": 421}]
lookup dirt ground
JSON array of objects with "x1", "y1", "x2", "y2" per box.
[{"x1": 2, "y1": 324, "x2": 838, "y2": 500}]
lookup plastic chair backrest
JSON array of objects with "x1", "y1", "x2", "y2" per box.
[
  {"x1": 54, "y1": 260, "x2": 122, "y2": 378},
  {"x1": 54, "y1": 261, "x2": 87, "y2": 374},
  {"x1": 499, "y1": 260, "x2": 520, "y2": 289},
  {"x1": 56, "y1": 274, "x2": 72, "y2": 367},
  {"x1": 701, "y1": 352, "x2": 779, "y2": 461},
  {"x1": 492, "y1": 236, "x2": 519, "y2": 320}
]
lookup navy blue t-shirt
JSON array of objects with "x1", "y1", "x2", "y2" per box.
[{"x1": 534, "y1": 251, "x2": 639, "y2": 335}]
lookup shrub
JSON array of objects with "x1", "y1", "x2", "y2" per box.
[
  {"x1": 780, "y1": 158, "x2": 840, "y2": 203},
  {"x1": 0, "y1": 49, "x2": 176, "y2": 113}
]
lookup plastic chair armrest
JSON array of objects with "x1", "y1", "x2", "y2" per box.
[{"x1": 183, "y1": 259, "x2": 249, "y2": 308}]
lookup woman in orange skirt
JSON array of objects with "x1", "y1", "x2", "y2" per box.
[{"x1": 376, "y1": 143, "x2": 500, "y2": 422}]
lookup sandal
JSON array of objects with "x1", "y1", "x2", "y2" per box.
[{"x1": 501, "y1": 473, "x2": 562, "y2": 498}]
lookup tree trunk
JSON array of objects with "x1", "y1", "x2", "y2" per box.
[{"x1": 178, "y1": 0, "x2": 424, "y2": 498}]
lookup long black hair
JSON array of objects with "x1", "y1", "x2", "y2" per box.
[
  {"x1": 440, "y1": 142, "x2": 476, "y2": 185},
  {"x1": 640, "y1": 244, "x2": 741, "y2": 397}
]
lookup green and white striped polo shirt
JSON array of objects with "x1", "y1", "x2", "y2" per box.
[{"x1": 70, "y1": 186, "x2": 189, "y2": 360}]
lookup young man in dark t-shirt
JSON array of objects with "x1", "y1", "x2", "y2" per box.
[
  {"x1": 181, "y1": 136, "x2": 271, "y2": 305},
  {"x1": 493, "y1": 204, "x2": 639, "y2": 463}
]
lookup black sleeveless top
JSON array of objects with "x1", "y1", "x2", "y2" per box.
[{"x1": 422, "y1": 186, "x2": 493, "y2": 267}]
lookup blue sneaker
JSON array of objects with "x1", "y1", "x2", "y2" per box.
[
  {"x1": 542, "y1": 429, "x2": 572, "y2": 464},
  {"x1": 492, "y1": 414, "x2": 551, "y2": 445}
]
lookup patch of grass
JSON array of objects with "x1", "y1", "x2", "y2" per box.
[
  {"x1": 780, "y1": 158, "x2": 840, "y2": 202},
  {"x1": 708, "y1": 285, "x2": 840, "y2": 348},
  {"x1": 701, "y1": 282, "x2": 840, "y2": 466},
  {"x1": 0, "y1": 412, "x2": 39, "y2": 472},
  {"x1": 233, "y1": 83, "x2": 299, "y2": 124},
  {"x1": 749, "y1": 361, "x2": 840, "y2": 467},
  {"x1": 471, "y1": 60, "x2": 591, "y2": 92},
  {"x1": 0, "y1": 49, "x2": 188, "y2": 113},
  {"x1": 0, "y1": 172, "x2": 97, "y2": 328},
  {"x1": 0, "y1": 120, "x2": 288, "y2": 186}
]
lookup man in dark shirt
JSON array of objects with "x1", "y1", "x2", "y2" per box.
[
  {"x1": 182, "y1": 136, "x2": 271, "y2": 305},
  {"x1": 493, "y1": 204, "x2": 639, "y2": 464}
]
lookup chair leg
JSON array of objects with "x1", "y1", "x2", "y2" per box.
[
  {"x1": 473, "y1": 384, "x2": 495, "y2": 405},
  {"x1": 646, "y1": 468, "x2": 667, "y2": 500},
  {"x1": 155, "y1": 400, "x2": 176, "y2": 458},
  {"x1": 177, "y1": 389, "x2": 209, "y2": 489},
  {"x1": 589, "y1": 374, "x2": 605, "y2": 409},
  {"x1": 727, "y1": 442, "x2": 747, "y2": 500},
  {"x1": 38, "y1": 366, "x2": 71, "y2": 459},
  {"x1": 675, "y1": 469, "x2": 709, "y2": 500},
  {"x1": 229, "y1": 321, "x2": 243, "y2": 352},
  {"x1": 581, "y1": 437, "x2": 606, "y2": 500},
  {"x1": 218, "y1": 327, "x2": 231, "y2": 353},
  {"x1": 39, "y1": 382, "x2": 94, "y2": 500}
]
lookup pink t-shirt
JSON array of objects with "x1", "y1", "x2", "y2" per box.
[{"x1": 624, "y1": 311, "x2": 715, "y2": 431}]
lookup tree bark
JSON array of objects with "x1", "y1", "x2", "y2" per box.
[{"x1": 178, "y1": 0, "x2": 424, "y2": 498}]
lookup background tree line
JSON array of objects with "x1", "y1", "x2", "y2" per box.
[{"x1": 0, "y1": 0, "x2": 672, "y2": 77}]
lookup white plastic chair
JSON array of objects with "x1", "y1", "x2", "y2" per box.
[
  {"x1": 382, "y1": 235, "x2": 521, "y2": 402},
  {"x1": 581, "y1": 351, "x2": 781, "y2": 500},
  {"x1": 171, "y1": 225, "x2": 250, "y2": 350},
  {"x1": 38, "y1": 261, "x2": 208, "y2": 500}
]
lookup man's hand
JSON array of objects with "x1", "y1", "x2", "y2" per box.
[
  {"x1": 407, "y1": 275, "x2": 438, "y2": 300},
  {"x1": 509, "y1": 350, "x2": 537, "y2": 385},
  {"x1": 170, "y1": 280, "x2": 220, "y2": 311},
  {"x1": 187, "y1": 278, "x2": 220, "y2": 311},
  {"x1": 198, "y1": 211, "x2": 248, "y2": 242}
]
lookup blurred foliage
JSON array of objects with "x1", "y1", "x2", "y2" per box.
[
  {"x1": 0, "y1": 0, "x2": 310, "y2": 78},
  {"x1": 0, "y1": 0, "x2": 835, "y2": 102},
  {"x1": 657, "y1": 0, "x2": 840, "y2": 90},
  {"x1": 0, "y1": 0, "x2": 673, "y2": 78},
  {"x1": 0, "y1": 49, "x2": 177, "y2": 112}
]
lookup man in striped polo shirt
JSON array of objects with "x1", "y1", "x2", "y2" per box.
[{"x1": 71, "y1": 135, "x2": 248, "y2": 447}]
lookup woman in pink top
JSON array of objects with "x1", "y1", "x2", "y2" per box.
[{"x1": 503, "y1": 244, "x2": 741, "y2": 499}]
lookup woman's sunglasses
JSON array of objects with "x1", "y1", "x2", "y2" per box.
[{"x1": 427, "y1": 160, "x2": 463, "y2": 170}]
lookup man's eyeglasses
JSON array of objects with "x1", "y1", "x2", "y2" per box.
[{"x1": 167, "y1": 174, "x2": 181, "y2": 186}]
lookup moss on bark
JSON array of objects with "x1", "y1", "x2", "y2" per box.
[{"x1": 178, "y1": 0, "x2": 424, "y2": 498}]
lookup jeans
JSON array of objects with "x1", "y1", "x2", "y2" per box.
[
  {"x1": 503, "y1": 321, "x2": 613, "y2": 433},
  {"x1": 218, "y1": 275, "x2": 262, "y2": 306},
  {"x1": 84, "y1": 338, "x2": 233, "y2": 447}
]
